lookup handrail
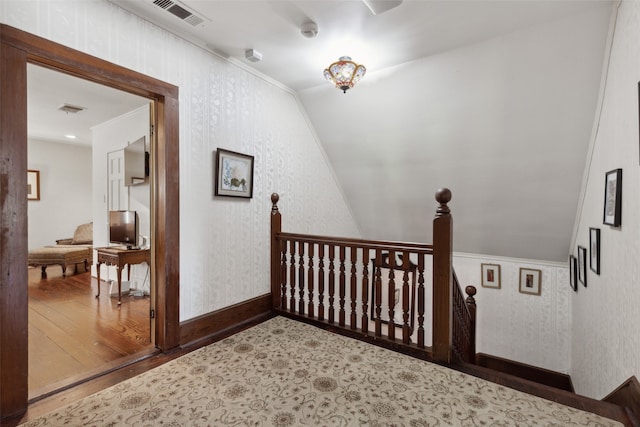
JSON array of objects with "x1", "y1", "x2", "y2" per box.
[
  {"x1": 276, "y1": 232, "x2": 433, "y2": 255},
  {"x1": 451, "y1": 270, "x2": 476, "y2": 363}
]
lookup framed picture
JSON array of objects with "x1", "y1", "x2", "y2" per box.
[
  {"x1": 589, "y1": 228, "x2": 600, "y2": 275},
  {"x1": 603, "y1": 168, "x2": 622, "y2": 226},
  {"x1": 481, "y1": 263, "x2": 501, "y2": 289},
  {"x1": 27, "y1": 169, "x2": 40, "y2": 201},
  {"x1": 214, "y1": 149, "x2": 254, "y2": 198},
  {"x1": 519, "y1": 268, "x2": 541, "y2": 296},
  {"x1": 569, "y1": 255, "x2": 577, "y2": 292},
  {"x1": 578, "y1": 246, "x2": 587, "y2": 287}
]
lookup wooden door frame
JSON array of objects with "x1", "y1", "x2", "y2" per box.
[{"x1": 0, "y1": 24, "x2": 180, "y2": 419}]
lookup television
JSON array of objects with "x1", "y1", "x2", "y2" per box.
[
  {"x1": 124, "y1": 136, "x2": 148, "y2": 186},
  {"x1": 109, "y1": 210, "x2": 138, "y2": 249}
]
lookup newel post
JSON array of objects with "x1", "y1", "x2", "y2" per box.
[
  {"x1": 432, "y1": 188, "x2": 453, "y2": 363},
  {"x1": 465, "y1": 285, "x2": 477, "y2": 363},
  {"x1": 270, "y1": 193, "x2": 282, "y2": 309}
]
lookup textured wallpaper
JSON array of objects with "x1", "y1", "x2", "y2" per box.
[
  {"x1": 1, "y1": 1, "x2": 360, "y2": 321},
  {"x1": 453, "y1": 254, "x2": 571, "y2": 374},
  {"x1": 570, "y1": 1, "x2": 640, "y2": 399}
]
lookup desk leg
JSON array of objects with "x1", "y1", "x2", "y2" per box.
[
  {"x1": 96, "y1": 262, "x2": 102, "y2": 298},
  {"x1": 117, "y1": 265, "x2": 123, "y2": 305}
]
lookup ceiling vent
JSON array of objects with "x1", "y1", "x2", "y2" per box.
[
  {"x1": 58, "y1": 103, "x2": 86, "y2": 114},
  {"x1": 152, "y1": 0, "x2": 205, "y2": 26}
]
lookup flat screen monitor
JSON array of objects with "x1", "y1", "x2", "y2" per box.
[{"x1": 109, "y1": 210, "x2": 138, "y2": 249}]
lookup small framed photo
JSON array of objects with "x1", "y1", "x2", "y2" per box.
[
  {"x1": 519, "y1": 268, "x2": 541, "y2": 296},
  {"x1": 589, "y1": 228, "x2": 600, "y2": 275},
  {"x1": 603, "y1": 168, "x2": 622, "y2": 227},
  {"x1": 481, "y1": 263, "x2": 501, "y2": 289},
  {"x1": 27, "y1": 169, "x2": 40, "y2": 201},
  {"x1": 569, "y1": 255, "x2": 577, "y2": 292},
  {"x1": 578, "y1": 246, "x2": 587, "y2": 287},
  {"x1": 214, "y1": 148, "x2": 254, "y2": 198}
]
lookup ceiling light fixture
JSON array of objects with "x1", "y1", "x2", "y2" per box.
[{"x1": 323, "y1": 56, "x2": 366, "y2": 93}]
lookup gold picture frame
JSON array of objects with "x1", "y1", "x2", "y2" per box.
[
  {"x1": 481, "y1": 263, "x2": 501, "y2": 289},
  {"x1": 27, "y1": 169, "x2": 40, "y2": 201},
  {"x1": 519, "y1": 268, "x2": 541, "y2": 295}
]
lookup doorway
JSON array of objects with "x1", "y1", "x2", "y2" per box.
[
  {"x1": 26, "y1": 64, "x2": 155, "y2": 396},
  {"x1": 0, "y1": 25, "x2": 180, "y2": 419}
]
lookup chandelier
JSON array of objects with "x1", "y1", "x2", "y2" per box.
[{"x1": 323, "y1": 56, "x2": 366, "y2": 93}]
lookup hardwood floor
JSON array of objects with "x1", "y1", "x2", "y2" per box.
[{"x1": 27, "y1": 266, "x2": 155, "y2": 400}]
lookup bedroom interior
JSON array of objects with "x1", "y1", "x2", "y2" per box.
[
  {"x1": 3, "y1": 0, "x2": 640, "y2": 425},
  {"x1": 25, "y1": 64, "x2": 157, "y2": 395}
]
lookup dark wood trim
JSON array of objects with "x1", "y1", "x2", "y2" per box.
[
  {"x1": 180, "y1": 294, "x2": 273, "y2": 347},
  {"x1": 475, "y1": 353, "x2": 574, "y2": 392},
  {"x1": 0, "y1": 35, "x2": 29, "y2": 419},
  {"x1": 432, "y1": 189, "x2": 453, "y2": 362},
  {"x1": 0, "y1": 24, "x2": 180, "y2": 420},
  {"x1": 604, "y1": 376, "x2": 640, "y2": 425},
  {"x1": 456, "y1": 362, "x2": 638, "y2": 426}
]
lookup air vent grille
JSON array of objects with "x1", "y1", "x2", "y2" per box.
[
  {"x1": 184, "y1": 14, "x2": 204, "y2": 26},
  {"x1": 151, "y1": 0, "x2": 205, "y2": 27},
  {"x1": 153, "y1": 0, "x2": 173, "y2": 9}
]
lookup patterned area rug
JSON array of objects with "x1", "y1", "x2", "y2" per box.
[{"x1": 21, "y1": 316, "x2": 620, "y2": 426}]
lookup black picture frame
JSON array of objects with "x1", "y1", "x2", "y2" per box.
[
  {"x1": 589, "y1": 228, "x2": 600, "y2": 275},
  {"x1": 578, "y1": 246, "x2": 587, "y2": 287},
  {"x1": 569, "y1": 255, "x2": 577, "y2": 292},
  {"x1": 214, "y1": 148, "x2": 254, "y2": 198},
  {"x1": 603, "y1": 168, "x2": 622, "y2": 227}
]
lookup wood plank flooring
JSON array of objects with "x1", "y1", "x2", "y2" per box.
[{"x1": 27, "y1": 266, "x2": 154, "y2": 399}]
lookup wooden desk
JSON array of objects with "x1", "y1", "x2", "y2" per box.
[{"x1": 96, "y1": 247, "x2": 150, "y2": 305}]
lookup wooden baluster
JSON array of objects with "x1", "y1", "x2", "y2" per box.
[
  {"x1": 318, "y1": 244, "x2": 325, "y2": 321},
  {"x1": 280, "y1": 239, "x2": 287, "y2": 311},
  {"x1": 298, "y1": 241, "x2": 305, "y2": 315},
  {"x1": 307, "y1": 243, "x2": 315, "y2": 318},
  {"x1": 417, "y1": 254, "x2": 425, "y2": 348},
  {"x1": 374, "y1": 249, "x2": 383, "y2": 337},
  {"x1": 350, "y1": 246, "x2": 358, "y2": 329},
  {"x1": 361, "y1": 248, "x2": 370, "y2": 334},
  {"x1": 387, "y1": 250, "x2": 396, "y2": 340},
  {"x1": 328, "y1": 245, "x2": 336, "y2": 324},
  {"x1": 402, "y1": 251, "x2": 410, "y2": 344},
  {"x1": 289, "y1": 240, "x2": 297, "y2": 313},
  {"x1": 465, "y1": 285, "x2": 477, "y2": 363},
  {"x1": 433, "y1": 188, "x2": 453, "y2": 363},
  {"x1": 339, "y1": 246, "x2": 346, "y2": 327},
  {"x1": 270, "y1": 193, "x2": 282, "y2": 310}
]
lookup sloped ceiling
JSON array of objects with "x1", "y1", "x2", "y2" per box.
[{"x1": 107, "y1": 1, "x2": 614, "y2": 262}]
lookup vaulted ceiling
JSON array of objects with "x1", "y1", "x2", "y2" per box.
[{"x1": 36, "y1": 0, "x2": 616, "y2": 262}]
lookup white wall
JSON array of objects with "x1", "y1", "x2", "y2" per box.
[
  {"x1": 454, "y1": 253, "x2": 571, "y2": 374},
  {"x1": 27, "y1": 139, "x2": 92, "y2": 250},
  {"x1": 570, "y1": 1, "x2": 640, "y2": 399},
  {"x1": 1, "y1": 0, "x2": 360, "y2": 321},
  {"x1": 92, "y1": 104, "x2": 151, "y2": 293}
]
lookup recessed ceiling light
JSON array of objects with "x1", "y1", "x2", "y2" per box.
[{"x1": 64, "y1": 134, "x2": 77, "y2": 139}]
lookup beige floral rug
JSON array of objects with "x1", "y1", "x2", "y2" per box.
[{"x1": 21, "y1": 316, "x2": 620, "y2": 426}]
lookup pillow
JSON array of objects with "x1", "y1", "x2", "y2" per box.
[{"x1": 72, "y1": 222, "x2": 93, "y2": 245}]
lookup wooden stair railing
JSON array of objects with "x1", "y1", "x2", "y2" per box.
[{"x1": 270, "y1": 189, "x2": 477, "y2": 364}]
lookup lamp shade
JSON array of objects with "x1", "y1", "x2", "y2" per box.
[{"x1": 323, "y1": 56, "x2": 366, "y2": 93}]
